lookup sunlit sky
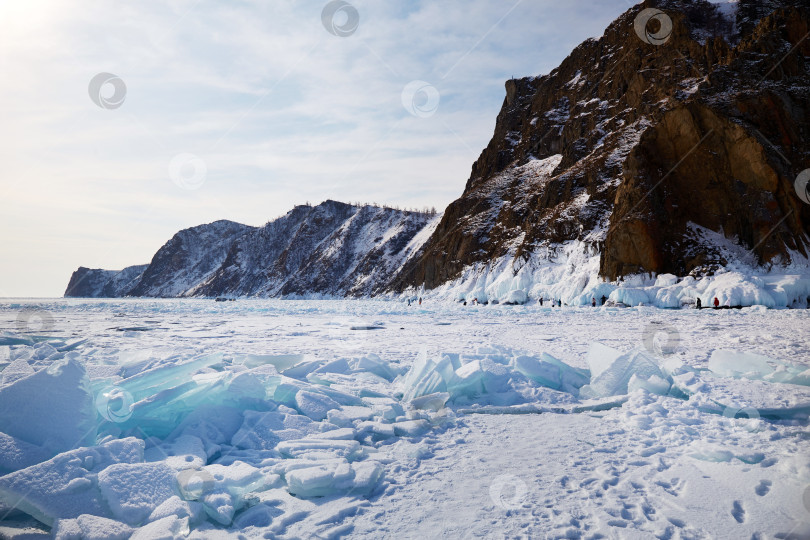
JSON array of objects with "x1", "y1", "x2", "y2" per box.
[{"x1": 0, "y1": 0, "x2": 633, "y2": 297}]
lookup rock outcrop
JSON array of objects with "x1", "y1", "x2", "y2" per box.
[
  {"x1": 127, "y1": 220, "x2": 255, "y2": 297},
  {"x1": 392, "y1": 0, "x2": 810, "y2": 291},
  {"x1": 64, "y1": 265, "x2": 148, "y2": 298}
]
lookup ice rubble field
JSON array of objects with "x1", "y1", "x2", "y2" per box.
[{"x1": 0, "y1": 299, "x2": 809, "y2": 539}]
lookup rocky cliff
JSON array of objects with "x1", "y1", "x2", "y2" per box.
[
  {"x1": 64, "y1": 265, "x2": 148, "y2": 298},
  {"x1": 65, "y1": 202, "x2": 436, "y2": 298},
  {"x1": 127, "y1": 220, "x2": 256, "y2": 297},
  {"x1": 391, "y1": 0, "x2": 810, "y2": 292},
  {"x1": 194, "y1": 201, "x2": 435, "y2": 297}
]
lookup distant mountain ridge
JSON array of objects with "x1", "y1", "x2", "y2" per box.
[
  {"x1": 64, "y1": 202, "x2": 437, "y2": 298},
  {"x1": 65, "y1": 264, "x2": 149, "y2": 298}
]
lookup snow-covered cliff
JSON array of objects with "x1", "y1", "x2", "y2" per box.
[{"x1": 64, "y1": 202, "x2": 437, "y2": 298}]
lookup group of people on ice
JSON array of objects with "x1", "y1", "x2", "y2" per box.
[
  {"x1": 537, "y1": 295, "x2": 608, "y2": 307},
  {"x1": 408, "y1": 293, "x2": 727, "y2": 309},
  {"x1": 535, "y1": 294, "x2": 725, "y2": 309},
  {"x1": 696, "y1": 297, "x2": 723, "y2": 309}
]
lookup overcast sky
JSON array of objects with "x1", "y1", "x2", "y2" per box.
[{"x1": 0, "y1": 0, "x2": 632, "y2": 297}]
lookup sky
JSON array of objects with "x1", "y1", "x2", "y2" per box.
[{"x1": 0, "y1": 0, "x2": 633, "y2": 297}]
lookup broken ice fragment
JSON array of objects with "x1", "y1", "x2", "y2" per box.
[
  {"x1": 52, "y1": 514, "x2": 133, "y2": 540},
  {"x1": 410, "y1": 392, "x2": 450, "y2": 411},
  {"x1": 0, "y1": 357, "x2": 96, "y2": 456},
  {"x1": 276, "y1": 439, "x2": 364, "y2": 461},
  {"x1": 392, "y1": 419, "x2": 431, "y2": 437},
  {"x1": 239, "y1": 353, "x2": 304, "y2": 371},
  {"x1": 0, "y1": 438, "x2": 143, "y2": 526},
  {"x1": 295, "y1": 390, "x2": 341, "y2": 421},
  {"x1": 231, "y1": 411, "x2": 319, "y2": 450},
  {"x1": 130, "y1": 515, "x2": 189, "y2": 540},
  {"x1": 97, "y1": 462, "x2": 178, "y2": 525},
  {"x1": 0, "y1": 430, "x2": 52, "y2": 475},
  {"x1": 579, "y1": 349, "x2": 664, "y2": 399},
  {"x1": 143, "y1": 434, "x2": 206, "y2": 470},
  {"x1": 709, "y1": 349, "x2": 773, "y2": 379},
  {"x1": 147, "y1": 495, "x2": 205, "y2": 526}
]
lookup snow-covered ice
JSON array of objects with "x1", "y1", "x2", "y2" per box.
[
  {"x1": 423, "y1": 221, "x2": 810, "y2": 310},
  {"x1": 0, "y1": 298, "x2": 808, "y2": 538}
]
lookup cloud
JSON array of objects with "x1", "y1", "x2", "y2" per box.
[{"x1": 0, "y1": 0, "x2": 631, "y2": 296}]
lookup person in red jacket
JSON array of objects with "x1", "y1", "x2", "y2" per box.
[{"x1": 713, "y1": 297, "x2": 720, "y2": 308}]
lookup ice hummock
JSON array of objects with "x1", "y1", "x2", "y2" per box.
[
  {"x1": 0, "y1": 333, "x2": 455, "y2": 536},
  {"x1": 0, "y1": 357, "x2": 96, "y2": 457},
  {"x1": 0, "y1": 324, "x2": 808, "y2": 537},
  {"x1": 0, "y1": 438, "x2": 144, "y2": 526},
  {"x1": 419, "y1": 236, "x2": 810, "y2": 308},
  {"x1": 396, "y1": 347, "x2": 588, "y2": 406},
  {"x1": 579, "y1": 347, "x2": 669, "y2": 399}
]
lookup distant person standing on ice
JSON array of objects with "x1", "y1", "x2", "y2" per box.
[
  {"x1": 407, "y1": 298, "x2": 411, "y2": 306},
  {"x1": 539, "y1": 297, "x2": 543, "y2": 306},
  {"x1": 592, "y1": 297, "x2": 596, "y2": 307},
  {"x1": 714, "y1": 297, "x2": 720, "y2": 308},
  {"x1": 419, "y1": 297, "x2": 422, "y2": 306},
  {"x1": 696, "y1": 297, "x2": 702, "y2": 309},
  {"x1": 601, "y1": 295, "x2": 607, "y2": 306}
]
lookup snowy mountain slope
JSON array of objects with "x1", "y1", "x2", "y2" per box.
[
  {"x1": 393, "y1": 0, "x2": 810, "y2": 299},
  {"x1": 195, "y1": 201, "x2": 437, "y2": 298},
  {"x1": 282, "y1": 204, "x2": 440, "y2": 297},
  {"x1": 65, "y1": 202, "x2": 437, "y2": 298},
  {"x1": 128, "y1": 220, "x2": 256, "y2": 298},
  {"x1": 64, "y1": 265, "x2": 148, "y2": 298},
  {"x1": 64, "y1": 220, "x2": 254, "y2": 298}
]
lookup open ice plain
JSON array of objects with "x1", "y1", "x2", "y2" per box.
[{"x1": 0, "y1": 298, "x2": 808, "y2": 539}]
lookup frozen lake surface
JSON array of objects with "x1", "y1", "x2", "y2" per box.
[{"x1": 0, "y1": 298, "x2": 808, "y2": 539}]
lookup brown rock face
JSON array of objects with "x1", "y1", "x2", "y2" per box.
[{"x1": 392, "y1": 0, "x2": 810, "y2": 291}]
